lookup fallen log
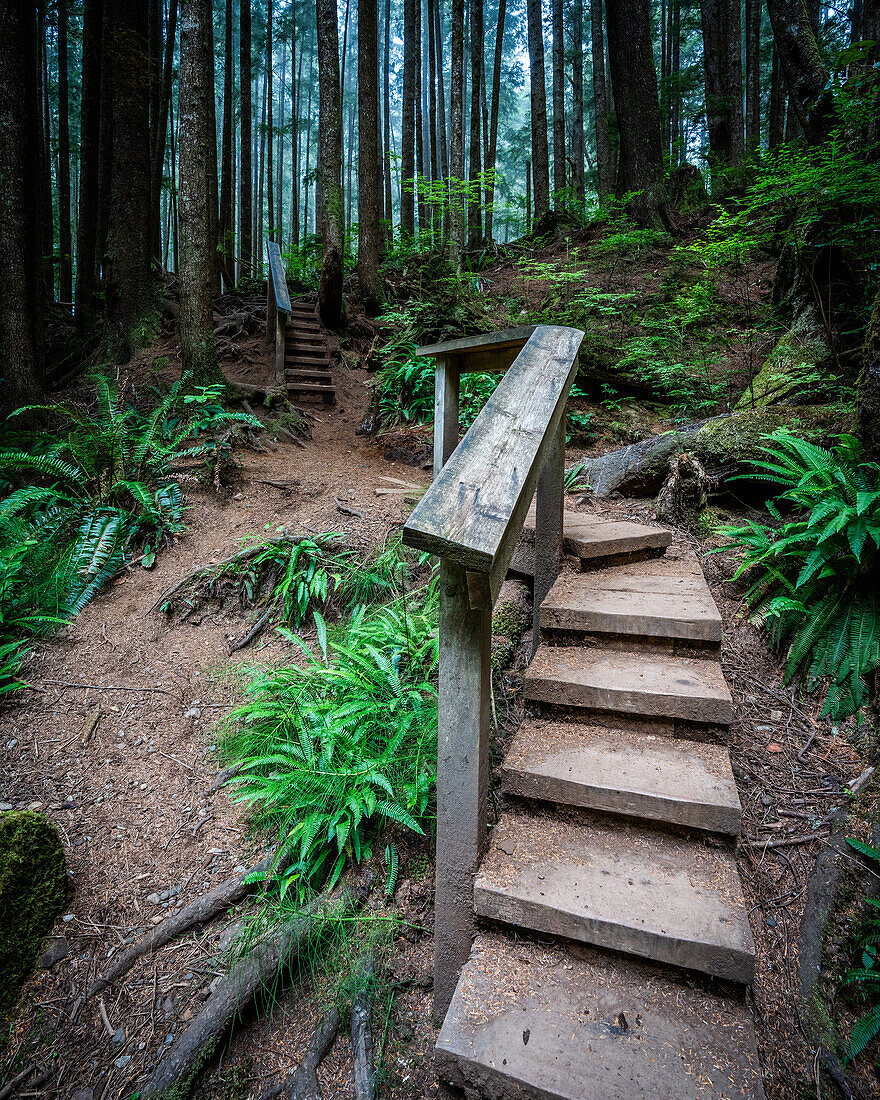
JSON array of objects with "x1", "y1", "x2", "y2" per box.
[
  {"x1": 143, "y1": 879, "x2": 371, "y2": 1097},
  {"x1": 86, "y1": 858, "x2": 272, "y2": 998},
  {"x1": 351, "y1": 956, "x2": 377, "y2": 1100}
]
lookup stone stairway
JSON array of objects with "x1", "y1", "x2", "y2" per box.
[
  {"x1": 436, "y1": 510, "x2": 765, "y2": 1100},
  {"x1": 284, "y1": 302, "x2": 335, "y2": 404}
]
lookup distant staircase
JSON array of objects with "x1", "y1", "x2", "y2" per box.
[
  {"x1": 284, "y1": 302, "x2": 335, "y2": 405},
  {"x1": 436, "y1": 509, "x2": 765, "y2": 1099}
]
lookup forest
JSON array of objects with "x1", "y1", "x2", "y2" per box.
[{"x1": 1, "y1": 0, "x2": 880, "y2": 1098}]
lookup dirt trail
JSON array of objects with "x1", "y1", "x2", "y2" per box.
[{"x1": 1, "y1": 353, "x2": 438, "y2": 1099}]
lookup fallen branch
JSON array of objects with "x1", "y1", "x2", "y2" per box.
[
  {"x1": 260, "y1": 1007, "x2": 341, "y2": 1100},
  {"x1": 143, "y1": 878, "x2": 370, "y2": 1097},
  {"x1": 39, "y1": 679, "x2": 179, "y2": 698},
  {"x1": 0, "y1": 1066, "x2": 36, "y2": 1100},
  {"x1": 229, "y1": 609, "x2": 272, "y2": 653},
  {"x1": 335, "y1": 498, "x2": 363, "y2": 519},
  {"x1": 351, "y1": 956, "x2": 377, "y2": 1100},
  {"x1": 748, "y1": 830, "x2": 828, "y2": 851},
  {"x1": 86, "y1": 858, "x2": 271, "y2": 999}
]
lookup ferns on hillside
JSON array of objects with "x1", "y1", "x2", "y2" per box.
[{"x1": 722, "y1": 431, "x2": 880, "y2": 720}]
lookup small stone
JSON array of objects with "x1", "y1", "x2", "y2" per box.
[
  {"x1": 0, "y1": 802, "x2": 12, "y2": 812},
  {"x1": 113, "y1": 1055, "x2": 131, "y2": 1069},
  {"x1": 165, "y1": 1033, "x2": 174, "y2": 1045},
  {"x1": 28, "y1": 801, "x2": 45, "y2": 811},
  {"x1": 151, "y1": 914, "x2": 164, "y2": 925},
  {"x1": 159, "y1": 890, "x2": 170, "y2": 901},
  {"x1": 40, "y1": 935, "x2": 70, "y2": 968},
  {"x1": 184, "y1": 707, "x2": 201, "y2": 720},
  {"x1": 147, "y1": 892, "x2": 161, "y2": 905},
  {"x1": 62, "y1": 913, "x2": 75, "y2": 922},
  {"x1": 111, "y1": 1026, "x2": 126, "y2": 1045},
  {"x1": 6, "y1": 739, "x2": 18, "y2": 749},
  {"x1": 761, "y1": 794, "x2": 772, "y2": 807}
]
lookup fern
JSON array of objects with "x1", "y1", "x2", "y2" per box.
[
  {"x1": 721, "y1": 431, "x2": 880, "y2": 720},
  {"x1": 839, "y1": 840, "x2": 880, "y2": 1063}
]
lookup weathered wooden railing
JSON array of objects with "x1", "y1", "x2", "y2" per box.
[
  {"x1": 402, "y1": 324, "x2": 584, "y2": 1016},
  {"x1": 265, "y1": 241, "x2": 291, "y2": 386}
]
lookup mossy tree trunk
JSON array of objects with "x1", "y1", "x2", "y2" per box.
[
  {"x1": 859, "y1": 289, "x2": 880, "y2": 464},
  {"x1": 317, "y1": 0, "x2": 345, "y2": 327},
  {"x1": 178, "y1": 0, "x2": 224, "y2": 385}
]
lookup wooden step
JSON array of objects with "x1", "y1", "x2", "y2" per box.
[
  {"x1": 284, "y1": 369, "x2": 333, "y2": 381},
  {"x1": 513, "y1": 509, "x2": 672, "y2": 576},
  {"x1": 474, "y1": 811, "x2": 755, "y2": 983},
  {"x1": 284, "y1": 354, "x2": 330, "y2": 368},
  {"x1": 437, "y1": 933, "x2": 765, "y2": 1100},
  {"x1": 540, "y1": 549, "x2": 722, "y2": 645},
  {"x1": 501, "y1": 718, "x2": 741, "y2": 834},
  {"x1": 524, "y1": 645, "x2": 733, "y2": 725}
]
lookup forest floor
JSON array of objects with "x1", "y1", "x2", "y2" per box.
[{"x1": 2, "y1": 235, "x2": 877, "y2": 1099}]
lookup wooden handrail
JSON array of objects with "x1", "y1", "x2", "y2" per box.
[
  {"x1": 404, "y1": 325, "x2": 584, "y2": 607},
  {"x1": 402, "y1": 323, "x2": 584, "y2": 1020},
  {"x1": 265, "y1": 241, "x2": 290, "y2": 386}
]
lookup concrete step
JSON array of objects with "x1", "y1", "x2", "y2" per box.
[
  {"x1": 512, "y1": 508, "x2": 672, "y2": 576},
  {"x1": 474, "y1": 811, "x2": 755, "y2": 984},
  {"x1": 525, "y1": 645, "x2": 733, "y2": 725},
  {"x1": 500, "y1": 718, "x2": 741, "y2": 834},
  {"x1": 437, "y1": 933, "x2": 765, "y2": 1100},
  {"x1": 540, "y1": 548, "x2": 722, "y2": 645}
]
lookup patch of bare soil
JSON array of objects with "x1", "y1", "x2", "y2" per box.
[{"x1": 1, "y1": 338, "x2": 440, "y2": 1099}]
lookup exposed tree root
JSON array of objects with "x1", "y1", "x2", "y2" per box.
[
  {"x1": 143, "y1": 878, "x2": 371, "y2": 1097},
  {"x1": 259, "y1": 1007, "x2": 341, "y2": 1100},
  {"x1": 351, "y1": 956, "x2": 378, "y2": 1100},
  {"x1": 86, "y1": 858, "x2": 272, "y2": 999}
]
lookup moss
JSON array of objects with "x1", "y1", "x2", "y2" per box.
[
  {"x1": 693, "y1": 405, "x2": 844, "y2": 468},
  {"x1": 491, "y1": 635, "x2": 515, "y2": 671},
  {"x1": 0, "y1": 811, "x2": 67, "y2": 1021},
  {"x1": 492, "y1": 582, "x2": 530, "y2": 642}
]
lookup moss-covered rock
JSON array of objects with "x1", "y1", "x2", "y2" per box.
[
  {"x1": 0, "y1": 811, "x2": 68, "y2": 1020},
  {"x1": 492, "y1": 581, "x2": 531, "y2": 642},
  {"x1": 735, "y1": 311, "x2": 833, "y2": 410},
  {"x1": 693, "y1": 404, "x2": 845, "y2": 467}
]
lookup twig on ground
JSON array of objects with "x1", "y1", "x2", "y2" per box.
[
  {"x1": 86, "y1": 858, "x2": 272, "y2": 999},
  {"x1": 229, "y1": 609, "x2": 272, "y2": 653},
  {"x1": 39, "y1": 680, "x2": 179, "y2": 698},
  {"x1": 748, "y1": 830, "x2": 829, "y2": 851},
  {"x1": 98, "y1": 999, "x2": 115, "y2": 1037},
  {"x1": 335, "y1": 498, "x2": 363, "y2": 519}
]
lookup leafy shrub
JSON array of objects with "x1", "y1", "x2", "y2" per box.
[
  {"x1": 220, "y1": 583, "x2": 439, "y2": 901},
  {"x1": 840, "y1": 838, "x2": 880, "y2": 1062},
  {"x1": 721, "y1": 432, "x2": 880, "y2": 720}
]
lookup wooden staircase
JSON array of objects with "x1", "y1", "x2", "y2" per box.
[
  {"x1": 435, "y1": 511, "x2": 765, "y2": 1099},
  {"x1": 284, "y1": 302, "x2": 335, "y2": 404}
]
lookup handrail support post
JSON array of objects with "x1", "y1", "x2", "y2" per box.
[
  {"x1": 533, "y1": 415, "x2": 565, "y2": 650},
  {"x1": 433, "y1": 558, "x2": 491, "y2": 1021},
  {"x1": 433, "y1": 357, "x2": 460, "y2": 479}
]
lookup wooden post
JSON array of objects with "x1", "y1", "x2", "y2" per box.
[
  {"x1": 274, "y1": 311, "x2": 286, "y2": 387},
  {"x1": 533, "y1": 414, "x2": 565, "y2": 650},
  {"x1": 433, "y1": 558, "x2": 491, "y2": 1020},
  {"x1": 433, "y1": 357, "x2": 460, "y2": 480},
  {"x1": 266, "y1": 272, "x2": 276, "y2": 346}
]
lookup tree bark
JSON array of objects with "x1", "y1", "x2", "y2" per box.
[
  {"x1": 239, "y1": 0, "x2": 253, "y2": 279},
  {"x1": 0, "y1": 0, "x2": 45, "y2": 413},
  {"x1": 590, "y1": 0, "x2": 614, "y2": 200},
  {"x1": 745, "y1": 0, "x2": 761, "y2": 154},
  {"x1": 570, "y1": 0, "x2": 585, "y2": 203},
  {"x1": 316, "y1": 0, "x2": 344, "y2": 326},
  {"x1": 179, "y1": 0, "x2": 224, "y2": 385},
  {"x1": 267, "y1": 0, "x2": 275, "y2": 243},
  {"x1": 467, "y1": 0, "x2": 484, "y2": 247},
  {"x1": 860, "y1": 288, "x2": 880, "y2": 464},
  {"x1": 151, "y1": 0, "x2": 178, "y2": 271},
  {"x1": 766, "y1": 0, "x2": 833, "y2": 144},
  {"x1": 605, "y1": 0, "x2": 670, "y2": 228},
  {"x1": 219, "y1": 0, "x2": 235, "y2": 289},
  {"x1": 449, "y1": 0, "x2": 465, "y2": 257},
  {"x1": 401, "y1": 0, "x2": 417, "y2": 236},
  {"x1": 551, "y1": 0, "x2": 565, "y2": 200},
  {"x1": 358, "y1": 0, "x2": 383, "y2": 311},
  {"x1": 526, "y1": 0, "x2": 550, "y2": 218},
  {"x1": 768, "y1": 43, "x2": 785, "y2": 148},
  {"x1": 383, "y1": 0, "x2": 393, "y2": 228},
  {"x1": 75, "y1": 0, "x2": 104, "y2": 328},
  {"x1": 699, "y1": 0, "x2": 745, "y2": 185},
  {"x1": 484, "y1": 0, "x2": 507, "y2": 240},
  {"x1": 57, "y1": 0, "x2": 73, "y2": 304},
  {"x1": 105, "y1": 0, "x2": 155, "y2": 360}
]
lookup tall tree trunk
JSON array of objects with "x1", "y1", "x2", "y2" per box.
[
  {"x1": 570, "y1": 0, "x2": 585, "y2": 203},
  {"x1": 768, "y1": 43, "x2": 785, "y2": 147},
  {"x1": 151, "y1": 0, "x2": 178, "y2": 270},
  {"x1": 57, "y1": 0, "x2": 73, "y2": 303},
  {"x1": 358, "y1": 0, "x2": 383, "y2": 311},
  {"x1": 435, "y1": 0, "x2": 448, "y2": 181},
  {"x1": 291, "y1": 22, "x2": 302, "y2": 249},
  {"x1": 169, "y1": 95, "x2": 178, "y2": 271},
  {"x1": 467, "y1": 0, "x2": 483, "y2": 246},
  {"x1": 179, "y1": 0, "x2": 223, "y2": 384},
  {"x1": 76, "y1": 0, "x2": 104, "y2": 327},
  {"x1": 671, "y1": 0, "x2": 681, "y2": 164},
  {"x1": 605, "y1": 0, "x2": 670, "y2": 228},
  {"x1": 239, "y1": 0, "x2": 253, "y2": 279},
  {"x1": 257, "y1": 63, "x2": 267, "y2": 262},
  {"x1": 415, "y1": 0, "x2": 428, "y2": 233},
  {"x1": 277, "y1": 27, "x2": 286, "y2": 240},
  {"x1": 147, "y1": 0, "x2": 162, "y2": 260},
  {"x1": 590, "y1": 0, "x2": 613, "y2": 200},
  {"x1": 427, "y1": 0, "x2": 439, "y2": 224},
  {"x1": 219, "y1": 0, "x2": 235, "y2": 288},
  {"x1": 484, "y1": 0, "x2": 507, "y2": 239},
  {"x1": 383, "y1": 0, "x2": 393, "y2": 228},
  {"x1": 316, "y1": 0, "x2": 344, "y2": 325},
  {"x1": 267, "y1": 0, "x2": 275, "y2": 242},
  {"x1": 551, "y1": 0, "x2": 565, "y2": 200},
  {"x1": 401, "y1": 0, "x2": 417, "y2": 235},
  {"x1": 105, "y1": 0, "x2": 154, "y2": 359},
  {"x1": 303, "y1": 44, "x2": 314, "y2": 239},
  {"x1": 0, "y1": 0, "x2": 45, "y2": 412},
  {"x1": 36, "y1": 1, "x2": 54, "y2": 298},
  {"x1": 526, "y1": 0, "x2": 550, "y2": 218},
  {"x1": 765, "y1": 0, "x2": 832, "y2": 144},
  {"x1": 449, "y1": 0, "x2": 464, "y2": 256},
  {"x1": 745, "y1": 0, "x2": 761, "y2": 154},
  {"x1": 699, "y1": 0, "x2": 745, "y2": 185}
]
